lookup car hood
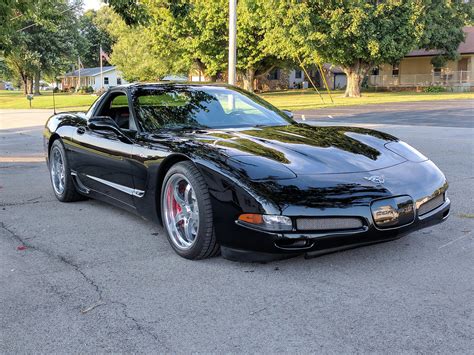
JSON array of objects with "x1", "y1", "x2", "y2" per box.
[{"x1": 189, "y1": 124, "x2": 406, "y2": 175}]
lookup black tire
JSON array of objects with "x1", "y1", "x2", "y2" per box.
[
  {"x1": 49, "y1": 139, "x2": 85, "y2": 202},
  {"x1": 160, "y1": 161, "x2": 219, "y2": 260}
]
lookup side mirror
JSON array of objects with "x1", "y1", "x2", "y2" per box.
[
  {"x1": 88, "y1": 116, "x2": 133, "y2": 143},
  {"x1": 88, "y1": 116, "x2": 120, "y2": 132},
  {"x1": 282, "y1": 110, "x2": 294, "y2": 119}
]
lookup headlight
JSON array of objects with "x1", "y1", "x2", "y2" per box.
[
  {"x1": 385, "y1": 141, "x2": 428, "y2": 162},
  {"x1": 237, "y1": 214, "x2": 293, "y2": 232}
]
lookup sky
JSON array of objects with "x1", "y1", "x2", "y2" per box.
[{"x1": 83, "y1": 0, "x2": 103, "y2": 11}]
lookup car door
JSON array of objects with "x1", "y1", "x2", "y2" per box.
[{"x1": 70, "y1": 90, "x2": 136, "y2": 207}]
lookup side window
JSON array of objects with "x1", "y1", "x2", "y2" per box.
[
  {"x1": 117, "y1": 78, "x2": 122, "y2": 85},
  {"x1": 268, "y1": 69, "x2": 280, "y2": 80},
  {"x1": 97, "y1": 93, "x2": 131, "y2": 130},
  {"x1": 104, "y1": 77, "x2": 109, "y2": 85},
  {"x1": 392, "y1": 64, "x2": 399, "y2": 77}
]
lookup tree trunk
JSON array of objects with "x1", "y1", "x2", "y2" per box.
[
  {"x1": 28, "y1": 78, "x2": 34, "y2": 95},
  {"x1": 23, "y1": 77, "x2": 28, "y2": 95},
  {"x1": 343, "y1": 61, "x2": 370, "y2": 98},
  {"x1": 242, "y1": 68, "x2": 255, "y2": 92},
  {"x1": 34, "y1": 71, "x2": 41, "y2": 96},
  {"x1": 344, "y1": 71, "x2": 364, "y2": 97}
]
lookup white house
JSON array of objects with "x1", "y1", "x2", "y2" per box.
[{"x1": 60, "y1": 66, "x2": 128, "y2": 91}]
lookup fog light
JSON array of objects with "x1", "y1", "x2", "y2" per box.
[{"x1": 238, "y1": 214, "x2": 293, "y2": 232}]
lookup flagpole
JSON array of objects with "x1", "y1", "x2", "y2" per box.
[
  {"x1": 77, "y1": 56, "x2": 81, "y2": 92},
  {"x1": 100, "y1": 45, "x2": 103, "y2": 90}
]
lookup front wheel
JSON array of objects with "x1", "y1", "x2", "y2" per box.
[
  {"x1": 49, "y1": 139, "x2": 84, "y2": 202},
  {"x1": 161, "y1": 161, "x2": 219, "y2": 260}
]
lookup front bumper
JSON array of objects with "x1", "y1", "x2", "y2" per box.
[
  {"x1": 204, "y1": 159, "x2": 450, "y2": 262},
  {"x1": 221, "y1": 197, "x2": 450, "y2": 261}
]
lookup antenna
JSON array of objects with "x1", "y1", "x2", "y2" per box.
[{"x1": 52, "y1": 87, "x2": 57, "y2": 115}]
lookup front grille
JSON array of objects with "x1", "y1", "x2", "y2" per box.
[
  {"x1": 418, "y1": 193, "x2": 445, "y2": 216},
  {"x1": 296, "y1": 217, "x2": 364, "y2": 231}
]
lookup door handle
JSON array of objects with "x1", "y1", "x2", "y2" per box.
[{"x1": 77, "y1": 126, "x2": 86, "y2": 135}]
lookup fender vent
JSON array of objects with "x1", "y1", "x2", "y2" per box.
[{"x1": 296, "y1": 217, "x2": 364, "y2": 231}]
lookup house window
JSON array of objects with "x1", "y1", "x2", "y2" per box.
[
  {"x1": 104, "y1": 77, "x2": 109, "y2": 85},
  {"x1": 295, "y1": 70, "x2": 302, "y2": 79},
  {"x1": 371, "y1": 67, "x2": 379, "y2": 75},
  {"x1": 433, "y1": 67, "x2": 442, "y2": 78},
  {"x1": 268, "y1": 68, "x2": 280, "y2": 81},
  {"x1": 392, "y1": 64, "x2": 399, "y2": 77},
  {"x1": 117, "y1": 78, "x2": 122, "y2": 85}
]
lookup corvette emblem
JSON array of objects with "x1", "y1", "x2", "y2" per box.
[{"x1": 364, "y1": 175, "x2": 385, "y2": 184}]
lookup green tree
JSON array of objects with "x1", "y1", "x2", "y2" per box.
[
  {"x1": 107, "y1": 0, "x2": 288, "y2": 92},
  {"x1": 77, "y1": 9, "x2": 114, "y2": 68},
  {"x1": 264, "y1": 0, "x2": 468, "y2": 97},
  {"x1": 100, "y1": 7, "x2": 167, "y2": 81},
  {"x1": 1, "y1": 0, "x2": 39, "y2": 52},
  {"x1": 4, "y1": 0, "x2": 82, "y2": 94}
]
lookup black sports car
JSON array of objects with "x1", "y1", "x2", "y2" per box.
[{"x1": 44, "y1": 83, "x2": 450, "y2": 261}]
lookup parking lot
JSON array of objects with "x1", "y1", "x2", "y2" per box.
[{"x1": 1, "y1": 100, "x2": 473, "y2": 353}]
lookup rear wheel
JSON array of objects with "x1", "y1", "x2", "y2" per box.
[
  {"x1": 161, "y1": 161, "x2": 219, "y2": 259},
  {"x1": 49, "y1": 139, "x2": 84, "y2": 202}
]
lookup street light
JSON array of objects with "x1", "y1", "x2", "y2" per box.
[{"x1": 228, "y1": 0, "x2": 237, "y2": 85}]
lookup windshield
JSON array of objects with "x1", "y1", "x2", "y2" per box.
[{"x1": 131, "y1": 85, "x2": 292, "y2": 131}]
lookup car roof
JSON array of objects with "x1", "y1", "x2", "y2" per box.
[{"x1": 112, "y1": 82, "x2": 234, "y2": 91}]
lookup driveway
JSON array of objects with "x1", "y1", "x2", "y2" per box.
[{"x1": 1, "y1": 101, "x2": 473, "y2": 353}]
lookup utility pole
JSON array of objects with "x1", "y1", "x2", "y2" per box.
[{"x1": 228, "y1": 0, "x2": 237, "y2": 85}]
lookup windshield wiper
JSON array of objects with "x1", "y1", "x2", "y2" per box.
[{"x1": 161, "y1": 124, "x2": 207, "y2": 131}]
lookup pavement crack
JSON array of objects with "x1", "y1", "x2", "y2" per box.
[
  {"x1": 111, "y1": 300, "x2": 170, "y2": 350},
  {"x1": 1, "y1": 222, "x2": 169, "y2": 348},
  {"x1": 0, "y1": 222, "x2": 104, "y2": 311},
  {"x1": 1, "y1": 199, "x2": 56, "y2": 207}
]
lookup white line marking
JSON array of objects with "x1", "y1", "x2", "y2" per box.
[{"x1": 438, "y1": 234, "x2": 471, "y2": 249}]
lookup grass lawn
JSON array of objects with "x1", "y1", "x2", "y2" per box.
[
  {"x1": 261, "y1": 89, "x2": 474, "y2": 111},
  {"x1": 0, "y1": 88, "x2": 472, "y2": 111},
  {"x1": 0, "y1": 90, "x2": 97, "y2": 110}
]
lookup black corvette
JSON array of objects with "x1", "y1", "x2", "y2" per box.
[{"x1": 44, "y1": 83, "x2": 450, "y2": 261}]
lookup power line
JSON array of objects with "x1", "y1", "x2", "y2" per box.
[{"x1": 16, "y1": 4, "x2": 81, "y2": 32}]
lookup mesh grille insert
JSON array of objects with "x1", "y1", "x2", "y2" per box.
[
  {"x1": 296, "y1": 217, "x2": 364, "y2": 231},
  {"x1": 418, "y1": 193, "x2": 445, "y2": 216}
]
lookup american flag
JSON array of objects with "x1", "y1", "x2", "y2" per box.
[{"x1": 100, "y1": 46, "x2": 110, "y2": 63}]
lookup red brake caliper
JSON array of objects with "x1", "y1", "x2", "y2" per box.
[{"x1": 170, "y1": 187, "x2": 182, "y2": 222}]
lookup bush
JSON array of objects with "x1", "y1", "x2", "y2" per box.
[
  {"x1": 76, "y1": 86, "x2": 94, "y2": 94},
  {"x1": 423, "y1": 86, "x2": 446, "y2": 93},
  {"x1": 53, "y1": 87, "x2": 59, "y2": 93},
  {"x1": 95, "y1": 88, "x2": 107, "y2": 96},
  {"x1": 68, "y1": 86, "x2": 75, "y2": 93}
]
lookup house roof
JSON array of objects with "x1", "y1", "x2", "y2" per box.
[
  {"x1": 322, "y1": 63, "x2": 345, "y2": 74},
  {"x1": 63, "y1": 66, "x2": 115, "y2": 77},
  {"x1": 406, "y1": 26, "x2": 474, "y2": 57}
]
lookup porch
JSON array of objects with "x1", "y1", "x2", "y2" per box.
[{"x1": 369, "y1": 71, "x2": 473, "y2": 91}]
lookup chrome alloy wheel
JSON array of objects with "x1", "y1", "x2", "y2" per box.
[
  {"x1": 163, "y1": 174, "x2": 200, "y2": 250},
  {"x1": 51, "y1": 146, "x2": 65, "y2": 195}
]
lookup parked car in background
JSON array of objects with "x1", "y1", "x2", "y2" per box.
[{"x1": 2, "y1": 82, "x2": 14, "y2": 90}]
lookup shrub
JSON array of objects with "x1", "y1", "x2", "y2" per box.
[
  {"x1": 95, "y1": 88, "x2": 107, "y2": 96},
  {"x1": 423, "y1": 86, "x2": 446, "y2": 93},
  {"x1": 76, "y1": 86, "x2": 94, "y2": 94}
]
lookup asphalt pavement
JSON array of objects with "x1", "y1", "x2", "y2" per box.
[{"x1": 0, "y1": 99, "x2": 473, "y2": 353}]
